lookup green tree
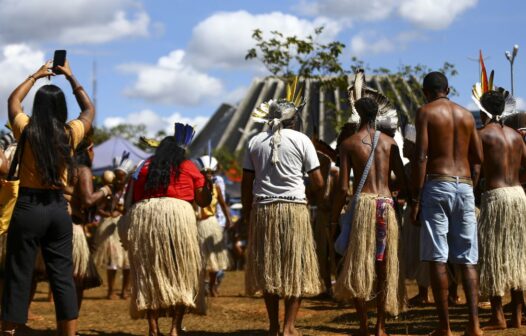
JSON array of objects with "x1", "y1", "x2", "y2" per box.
[
  {"x1": 247, "y1": 27, "x2": 459, "y2": 127},
  {"x1": 92, "y1": 124, "x2": 152, "y2": 151}
]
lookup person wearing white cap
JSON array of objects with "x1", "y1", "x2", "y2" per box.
[{"x1": 195, "y1": 155, "x2": 232, "y2": 306}]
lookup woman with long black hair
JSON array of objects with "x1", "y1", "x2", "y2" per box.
[
  {"x1": 120, "y1": 125, "x2": 212, "y2": 336},
  {"x1": 2, "y1": 60, "x2": 94, "y2": 335}
]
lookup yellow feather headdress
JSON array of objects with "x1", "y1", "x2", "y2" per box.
[{"x1": 251, "y1": 76, "x2": 305, "y2": 124}]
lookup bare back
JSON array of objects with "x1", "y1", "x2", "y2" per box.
[
  {"x1": 479, "y1": 123, "x2": 525, "y2": 190},
  {"x1": 420, "y1": 98, "x2": 479, "y2": 177},
  {"x1": 341, "y1": 128, "x2": 404, "y2": 197}
]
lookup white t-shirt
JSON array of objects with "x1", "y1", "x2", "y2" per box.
[{"x1": 243, "y1": 129, "x2": 320, "y2": 204}]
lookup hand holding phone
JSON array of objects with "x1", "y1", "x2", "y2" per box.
[
  {"x1": 52, "y1": 50, "x2": 73, "y2": 77},
  {"x1": 53, "y1": 50, "x2": 66, "y2": 69}
]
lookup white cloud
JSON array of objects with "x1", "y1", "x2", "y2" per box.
[
  {"x1": 187, "y1": 10, "x2": 343, "y2": 69},
  {"x1": 120, "y1": 50, "x2": 224, "y2": 106},
  {"x1": 298, "y1": 0, "x2": 478, "y2": 30},
  {"x1": 103, "y1": 109, "x2": 209, "y2": 136},
  {"x1": 398, "y1": 0, "x2": 478, "y2": 30},
  {"x1": 0, "y1": 44, "x2": 46, "y2": 118},
  {"x1": 350, "y1": 31, "x2": 423, "y2": 55},
  {"x1": 58, "y1": 11, "x2": 149, "y2": 44},
  {"x1": 298, "y1": 0, "x2": 396, "y2": 21},
  {"x1": 0, "y1": 0, "x2": 151, "y2": 45}
]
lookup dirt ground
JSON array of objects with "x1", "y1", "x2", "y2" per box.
[{"x1": 22, "y1": 271, "x2": 526, "y2": 335}]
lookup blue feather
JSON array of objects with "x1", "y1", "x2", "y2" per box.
[
  {"x1": 184, "y1": 125, "x2": 195, "y2": 146},
  {"x1": 174, "y1": 123, "x2": 185, "y2": 145},
  {"x1": 174, "y1": 122, "x2": 195, "y2": 147}
]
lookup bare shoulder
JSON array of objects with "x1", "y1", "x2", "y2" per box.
[
  {"x1": 452, "y1": 101, "x2": 475, "y2": 121},
  {"x1": 503, "y1": 125, "x2": 522, "y2": 143},
  {"x1": 341, "y1": 132, "x2": 360, "y2": 150}
]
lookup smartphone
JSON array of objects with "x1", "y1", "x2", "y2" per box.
[{"x1": 53, "y1": 50, "x2": 66, "y2": 69}]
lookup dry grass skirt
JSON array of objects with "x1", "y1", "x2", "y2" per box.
[
  {"x1": 124, "y1": 197, "x2": 201, "y2": 319},
  {"x1": 245, "y1": 202, "x2": 322, "y2": 298},
  {"x1": 197, "y1": 216, "x2": 229, "y2": 272},
  {"x1": 334, "y1": 193, "x2": 400, "y2": 315},
  {"x1": 479, "y1": 186, "x2": 526, "y2": 297},
  {"x1": 72, "y1": 224, "x2": 90, "y2": 280},
  {"x1": 93, "y1": 215, "x2": 129, "y2": 269}
]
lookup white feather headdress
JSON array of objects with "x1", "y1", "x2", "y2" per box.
[
  {"x1": 471, "y1": 50, "x2": 516, "y2": 120},
  {"x1": 251, "y1": 77, "x2": 305, "y2": 164},
  {"x1": 347, "y1": 69, "x2": 398, "y2": 132}
]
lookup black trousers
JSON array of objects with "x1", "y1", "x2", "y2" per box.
[{"x1": 1, "y1": 188, "x2": 78, "y2": 324}]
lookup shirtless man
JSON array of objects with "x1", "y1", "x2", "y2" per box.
[
  {"x1": 411, "y1": 72, "x2": 483, "y2": 336},
  {"x1": 332, "y1": 97, "x2": 407, "y2": 336},
  {"x1": 477, "y1": 91, "x2": 526, "y2": 329}
]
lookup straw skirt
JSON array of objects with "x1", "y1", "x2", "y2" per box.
[
  {"x1": 72, "y1": 224, "x2": 90, "y2": 280},
  {"x1": 245, "y1": 202, "x2": 322, "y2": 298},
  {"x1": 125, "y1": 197, "x2": 201, "y2": 319},
  {"x1": 93, "y1": 216, "x2": 129, "y2": 269},
  {"x1": 334, "y1": 193, "x2": 400, "y2": 315},
  {"x1": 479, "y1": 186, "x2": 526, "y2": 297},
  {"x1": 197, "y1": 216, "x2": 229, "y2": 272}
]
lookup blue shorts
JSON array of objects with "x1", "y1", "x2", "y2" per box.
[{"x1": 420, "y1": 180, "x2": 478, "y2": 264}]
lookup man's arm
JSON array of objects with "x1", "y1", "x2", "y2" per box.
[
  {"x1": 241, "y1": 170, "x2": 255, "y2": 220},
  {"x1": 216, "y1": 183, "x2": 233, "y2": 229},
  {"x1": 308, "y1": 168, "x2": 324, "y2": 199},
  {"x1": 390, "y1": 143, "x2": 408, "y2": 198},
  {"x1": 519, "y1": 131, "x2": 526, "y2": 184},
  {"x1": 412, "y1": 107, "x2": 428, "y2": 201},
  {"x1": 468, "y1": 121, "x2": 483, "y2": 187},
  {"x1": 331, "y1": 140, "x2": 352, "y2": 224}
]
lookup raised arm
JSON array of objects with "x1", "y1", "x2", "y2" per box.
[
  {"x1": 55, "y1": 60, "x2": 95, "y2": 133},
  {"x1": 8, "y1": 61, "x2": 54, "y2": 124}
]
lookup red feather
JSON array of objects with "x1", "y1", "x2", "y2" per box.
[{"x1": 480, "y1": 50, "x2": 488, "y2": 93}]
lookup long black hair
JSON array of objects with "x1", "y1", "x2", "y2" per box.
[
  {"x1": 26, "y1": 84, "x2": 74, "y2": 187},
  {"x1": 144, "y1": 136, "x2": 186, "y2": 194}
]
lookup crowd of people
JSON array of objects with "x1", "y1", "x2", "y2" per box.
[{"x1": 0, "y1": 57, "x2": 524, "y2": 336}]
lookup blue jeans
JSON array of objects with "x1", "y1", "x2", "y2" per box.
[{"x1": 420, "y1": 180, "x2": 478, "y2": 264}]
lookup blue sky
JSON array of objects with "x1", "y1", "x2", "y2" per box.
[{"x1": 0, "y1": 0, "x2": 524, "y2": 135}]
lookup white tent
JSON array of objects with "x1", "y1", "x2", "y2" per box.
[{"x1": 92, "y1": 136, "x2": 150, "y2": 175}]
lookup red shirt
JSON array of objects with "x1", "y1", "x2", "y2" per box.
[{"x1": 133, "y1": 159, "x2": 205, "y2": 203}]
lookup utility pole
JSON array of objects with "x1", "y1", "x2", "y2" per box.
[
  {"x1": 92, "y1": 60, "x2": 98, "y2": 127},
  {"x1": 505, "y1": 44, "x2": 519, "y2": 95}
]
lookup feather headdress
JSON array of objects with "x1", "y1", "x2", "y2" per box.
[
  {"x1": 139, "y1": 136, "x2": 160, "y2": 149},
  {"x1": 251, "y1": 76, "x2": 306, "y2": 164},
  {"x1": 471, "y1": 50, "x2": 516, "y2": 119},
  {"x1": 113, "y1": 151, "x2": 135, "y2": 175},
  {"x1": 347, "y1": 69, "x2": 398, "y2": 132},
  {"x1": 174, "y1": 123, "x2": 196, "y2": 149}
]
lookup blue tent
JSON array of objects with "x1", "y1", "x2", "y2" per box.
[{"x1": 92, "y1": 136, "x2": 150, "y2": 175}]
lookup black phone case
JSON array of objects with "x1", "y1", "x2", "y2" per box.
[{"x1": 53, "y1": 50, "x2": 66, "y2": 68}]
